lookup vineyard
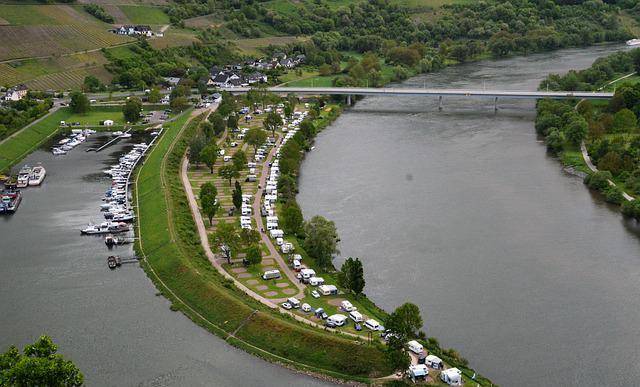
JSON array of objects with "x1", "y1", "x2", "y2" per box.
[{"x1": 25, "y1": 66, "x2": 113, "y2": 91}]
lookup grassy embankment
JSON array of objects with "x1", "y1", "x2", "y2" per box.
[{"x1": 133, "y1": 108, "x2": 394, "y2": 382}]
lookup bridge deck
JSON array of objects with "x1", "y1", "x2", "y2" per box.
[{"x1": 222, "y1": 86, "x2": 613, "y2": 100}]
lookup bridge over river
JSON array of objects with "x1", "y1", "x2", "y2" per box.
[{"x1": 221, "y1": 86, "x2": 613, "y2": 110}]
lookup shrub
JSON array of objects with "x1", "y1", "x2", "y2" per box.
[
  {"x1": 621, "y1": 200, "x2": 640, "y2": 220},
  {"x1": 584, "y1": 171, "x2": 613, "y2": 191},
  {"x1": 604, "y1": 186, "x2": 623, "y2": 204}
]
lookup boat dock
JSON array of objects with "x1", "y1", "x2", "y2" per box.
[{"x1": 89, "y1": 129, "x2": 132, "y2": 152}]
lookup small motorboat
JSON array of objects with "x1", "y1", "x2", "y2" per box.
[
  {"x1": 627, "y1": 38, "x2": 640, "y2": 46},
  {"x1": 28, "y1": 166, "x2": 46, "y2": 186},
  {"x1": 16, "y1": 166, "x2": 31, "y2": 188},
  {"x1": 119, "y1": 132, "x2": 132, "y2": 138},
  {"x1": 80, "y1": 222, "x2": 128, "y2": 235},
  {"x1": 112, "y1": 131, "x2": 123, "y2": 137},
  {"x1": 105, "y1": 234, "x2": 133, "y2": 247},
  {"x1": 107, "y1": 255, "x2": 122, "y2": 269},
  {"x1": 0, "y1": 189, "x2": 21, "y2": 214}
]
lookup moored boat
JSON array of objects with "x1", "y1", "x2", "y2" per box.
[
  {"x1": 16, "y1": 166, "x2": 31, "y2": 188},
  {"x1": 626, "y1": 38, "x2": 640, "y2": 46},
  {"x1": 28, "y1": 166, "x2": 46, "y2": 186},
  {"x1": 0, "y1": 189, "x2": 21, "y2": 214}
]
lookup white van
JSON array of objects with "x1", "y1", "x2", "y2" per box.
[
  {"x1": 292, "y1": 254, "x2": 302, "y2": 261},
  {"x1": 281, "y1": 243, "x2": 292, "y2": 253},
  {"x1": 262, "y1": 270, "x2": 281, "y2": 280},
  {"x1": 287, "y1": 297, "x2": 301, "y2": 308},
  {"x1": 364, "y1": 319, "x2": 380, "y2": 331},
  {"x1": 341, "y1": 300, "x2": 356, "y2": 312},
  {"x1": 309, "y1": 277, "x2": 324, "y2": 286},
  {"x1": 276, "y1": 237, "x2": 284, "y2": 246},
  {"x1": 349, "y1": 310, "x2": 363, "y2": 323},
  {"x1": 266, "y1": 222, "x2": 278, "y2": 231},
  {"x1": 241, "y1": 207, "x2": 251, "y2": 215},
  {"x1": 292, "y1": 260, "x2": 302, "y2": 271},
  {"x1": 407, "y1": 340, "x2": 424, "y2": 354},
  {"x1": 327, "y1": 314, "x2": 347, "y2": 327}
]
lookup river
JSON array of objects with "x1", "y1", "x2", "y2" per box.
[
  {"x1": 298, "y1": 44, "x2": 640, "y2": 386},
  {"x1": 0, "y1": 135, "x2": 328, "y2": 386}
]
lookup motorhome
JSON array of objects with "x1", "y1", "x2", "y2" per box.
[
  {"x1": 266, "y1": 216, "x2": 278, "y2": 224},
  {"x1": 341, "y1": 300, "x2": 356, "y2": 312},
  {"x1": 364, "y1": 319, "x2": 381, "y2": 331},
  {"x1": 292, "y1": 260, "x2": 302, "y2": 271},
  {"x1": 266, "y1": 222, "x2": 278, "y2": 231},
  {"x1": 318, "y1": 284, "x2": 338, "y2": 296},
  {"x1": 425, "y1": 355, "x2": 444, "y2": 370},
  {"x1": 262, "y1": 270, "x2": 281, "y2": 280},
  {"x1": 245, "y1": 174, "x2": 257, "y2": 182},
  {"x1": 275, "y1": 237, "x2": 284, "y2": 246},
  {"x1": 287, "y1": 297, "x2": 301, "y2": 309},
  {"x1": 407, "y1": 340, "x2": 424, "y2": 354},
  {"x1": 349, "y1": 311, "x2": 363, "y2": 323},
  {"x1": 309, "y1": 277, "x2": 324, "y2": 286},
  {"x1": 300, "y1": 268, "x2": 316, "y2": 283},
  {"x1": 281, "y1": 242, "x2": 292, "y2": 253},
  {"x1": 327, "y1": 314, "x2": 348, "y2": 327},
  {"x1": 241, "y1": 207, "x2": 252, "y2": 215},
  {"x1": 269, "y1": 229, "x2": 284, "y2": 239},
  {"x1": 440, "y1": 368, "x2": 462, "y2": 386}
]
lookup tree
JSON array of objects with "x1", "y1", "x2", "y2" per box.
[
  {"x1": 319, "y1": 64, "x2": 332, "y2": 76},
  {"x1": 281, "y1": 202, "x2": 303, "y2": 235},
  {"x1": 232, "y1": 180, "x2": 243, "y2": 210},
  {"x1": 277, "y1": 174, "x2": 298, "y2": 202},
  {"x1": 201, "y1": 121, "x2": 214, "y2": 139},
  {"x1": 232, "y1": 150, "x2": 246, "y2": 171},
  {"x1": 148, "y1": 87, "x2": 161, "y2": 103},
  {"x1": 122, "y1": 97, "x2": 142, "y2": 123},
  {"x1": 245, "y1": 244, "x2": 262, "y2": 265},
  {"x1": 303, "y1": 215, "x2": 339, "y2": 269},
  {"x1": 201, "y1": 143, "x2": 219, "y2": 173},
  {"x1": 338, "y1": 257, "x2": 365, "y2": 297},
  {"x1": 564, "y1": 117, "x2": 588, "y2": 145},
  {"x1": 245, "y1": 128, "x2": 267, "y2": 154},
  {"x1": 83, "y1": 75, "x2": 103, "y2": 92},
  {"x1": 208, "y1": 113, "x2": 226, "y2": 136},
  {"x1": 189, "y1": 135, "x2": 207, "y2": 166},
  {"x1": 612, "y1": 108, "x2": 637, "y2": 133},
  {"x1": 170, "y1": 96, "x2": 189, "y2": 112},
  {"x1": 385, "y1": 346, "x2": 411, "y2": 373},
  {"x1": 227, "y1": 114, "x2": 238, "y2": 130},
  {"x1": 284, "y1": 103, "x2": 293, "y2": 118},
  {"x1": 69, "y1": 91, "x2": 89, "y2": 114},
  {"x1": 385, "y1": 302, "x2": 423, "y2": 340},
  {"x1": 0, "y1": 335, "x2": 84, "y2": 386},
  {"x1": 200, "y1": 182, "x2": 219, "y2": 225},
  {"x1": 263, "y1": 111, "x2": 283, "y2": 137},
  {"x1": 545, "y1": 128, "x2": 564, "y2": 153},
  {"x1": 219, "y1": 165, "x2": 239, "y2": 186},
  {"x1": 212, "y1": 221, "x2": 240, "y2": 263}
]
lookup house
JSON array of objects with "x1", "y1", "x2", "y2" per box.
[
  {"x1": 408, "y1": 364, "x2": 428, "y2": 382},
  {"x1": 440, "y1": 368, "x2": 462, "y2": 386},
  {"x1": 3, "y1": 84, "x2": 28, "y2": 101},
  {"x1": 280, "y1": 58, "x2": 296, "y2": 69},
  {"x1": 163, "y1": 77, "x2": 181, "y2": 86},
  {"x1": 244, "y1": 72, "x2": 267, "y2": 84},
  {"x1": 114, "y1": 25, "x2": 153, "y2": 37}
]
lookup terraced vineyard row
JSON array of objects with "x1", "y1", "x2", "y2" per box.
[
  {"x1": 25, "y1": 66, "x2": 112, "y2": 91},
  {"x1": 0, "y1": 25, "x2": 132, "y2": 61},
  {"x1": 0, "y1": 64, "x2": 22, "y2": 87}
]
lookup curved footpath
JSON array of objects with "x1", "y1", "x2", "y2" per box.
[{"x1": 580, "y1": 140, "x2": 635, "y2": 202}]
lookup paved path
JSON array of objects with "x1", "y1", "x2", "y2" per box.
[
  {"x1": 581, "y1": 141, "x2": 635, "y2": 201},
  {"x1": 251, "y1": 134, "x2": 306, "y2": 297}
]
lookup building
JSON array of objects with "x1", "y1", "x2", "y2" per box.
[
  {"x1": 114, "y1": 25, "x2": 154, "y2": 37},
  {"x1": 3, "y1": 84, "x2": 28, "y2": 101}
]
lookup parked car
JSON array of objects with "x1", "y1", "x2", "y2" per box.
[
  {"x1": 301, "y1": 303, "x2": 311, "y2": 312},
  {"x1": 281, "y1": 302, "x2": 292, "y2": 310},
  {"x1": 311, "y1": 290, "x2": 320, "y2": 298},
  {"x1": 314, "y1": 308, "x2": 328, "y2": 319}
]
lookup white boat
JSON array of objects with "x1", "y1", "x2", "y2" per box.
[
  {"x1": 28, "y1": 166, "x2": 46, "y2": 186},
  {"x1": 58, "y1": 138, "x2": 70, "y2": 145},
  {"x1": 52, "y1": 148, "x2": 66, "y2": 155},
  {"x1": 80, "y1": 222, "x2": 129, "y2": 235},
  {"x1": 119, "y1": 133, "x2": 132, "y2": 138},
  {"x1": 16, "y1": 166, "x2": 31, "y2": 188},
  {"x1": 627, "y1": 39, "x2": 640, "y2": 46},
  {"x1": 112, "y1": 131, "x2": 123, "y2": 136}
]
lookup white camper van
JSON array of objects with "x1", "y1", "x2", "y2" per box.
[
  {"x1": 327, "y1": 314, "x2": 347, "y2": 327},
  {"x1": 262, "y1": 270, "x2": 281, "y2": 280},
  {"x1": 407, "y1": 340, "x2": 424, "y2": 354}
]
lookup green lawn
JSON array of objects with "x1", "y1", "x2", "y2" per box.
[
  {"x1": 0, "y1": 108, "x2": 71, "y2": 173},
  {"x1": 119, "y1": 5, "x2": 170, "y2": 25}
]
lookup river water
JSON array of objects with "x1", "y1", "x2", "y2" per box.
[
  {"x1": 298, "y1": 44, "x2": 640, "y2": 386},
  {"x1": 0, "y1": 136, "x2": 328, "y2": 386}
]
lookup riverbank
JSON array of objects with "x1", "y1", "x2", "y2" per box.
[{"x1": 133, "y1": 105, "x2": 394, "y2": 383}]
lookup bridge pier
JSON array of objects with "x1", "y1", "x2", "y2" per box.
[
  {"x1": 346, "y1": 94, "x2": 351, "y2": 106},
  {"x1": 494, "y1": 96, "x2": 498, "y2": 112},
  {"x1": 438, "y1": 95, "x2": 443, "y2": 111}
]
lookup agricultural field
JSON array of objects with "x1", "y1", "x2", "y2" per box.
[
  {"x1": 0, "y1": 4, "x2": 134, "y2": 62},
  {"x1": 183, "y1": 14, "x2": 222, "y2": 29},
  {"x1": 148, "y1": 28, "x2": 199, "y2": 50},
  {"x1": 232, "y1": 36, "x2": 308, "y2": 56},
  {"x1": 0, "y1": 52, "x2": 111, "y2": 90},
  {"x1": 119, "y1": 5, "x2": 170, "y2": 25}
]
